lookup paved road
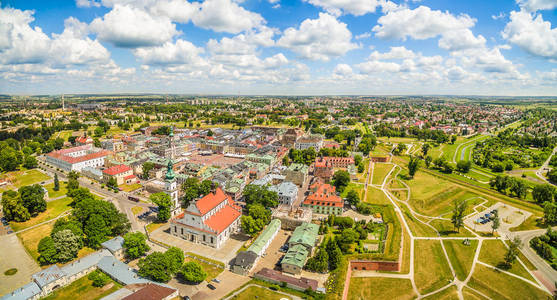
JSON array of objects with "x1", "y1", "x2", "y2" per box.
[{"x1": 536, "y1": 145, "x2": 557, "y2": 185}]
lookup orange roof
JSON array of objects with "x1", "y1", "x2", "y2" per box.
[
  {"x1": 124, "y1": 174, "x2": 136, "y2": 180},
  {"x1": 122, "y1": 283, "x2": 176, "y2": 300},
  {"x1": 103, "y1": 164, "x2": 131, "y2": 175},
  {"x1": 47, "y1": 146, "x2": 110, "y2": 164},
  {"x1": 195, "y1": 187, "x2": 228, "y2": 215},
  {"x1": 204, "y1": 205, "x2": 241, "y2": 234},
  {"x1": 304, "y1": 182, "x2": 343, "y2": 207}
]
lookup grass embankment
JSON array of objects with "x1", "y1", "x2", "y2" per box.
[
  {"x1": 365, "y1": 186, "x2": 390, "y2": 205},
  {"x1": 422, "y1": 285, "x2": 459, "y2": 300},
  {"x1": 478, "y1": 240, "x2": 535, "y2": 281},
  {"x1": 414, "y1": 240, "x2": 453, "y2": 294},
  {"x1": 42, "y1": 273, "x2": 122, "y2": 300},
  {"x1": 44, "y1": 182, "x2": 68, "y2": 199},
  {"x1": 468, "y1": 265, "x2": 550, "y2": 299},
  {"x1": 348, "y1": 277, "x2": 415, "y2": 300},
  {"x1": 17, "y1": 223, "x2": 53, "y2": 261},
  {"x1": 443, "y1": 239, "x2": 478, "y2": 280},
  {"x1": 232, "y1": 285, "x2": 291, "y2": 300},
  {"x1": 10, "y1": 197, "x2": 72, "y2": 232},
  {"x1": 372, "y1": 163, "x2": 394, "y2": 186}
]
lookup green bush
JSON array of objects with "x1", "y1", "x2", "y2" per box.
[{"x1": 88, "y1": 270, "x2": 110, "y2": 287}]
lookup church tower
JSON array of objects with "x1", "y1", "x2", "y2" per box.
[{"x1": 164, "y1": 159, "x2": 180, "y2": 217}]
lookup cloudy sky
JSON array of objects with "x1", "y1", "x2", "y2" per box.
[{"x1": 1, "y1": 0, "x2": 557, "y2": 95}]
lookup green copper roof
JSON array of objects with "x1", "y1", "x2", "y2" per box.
[
  {"x1": 281, "y1": 244, "x2": 309, "y2": 268},
  {"x1": 165, "y1": 159, "x2": 175, "y2": 180},
  {"x1": 169, "y1": 126, "x2": 174, "y2": 137}
]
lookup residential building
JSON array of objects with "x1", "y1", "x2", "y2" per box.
[
  {"x1": 75, "y1": 135, "x2": 93, "y2": 146},
  {"x1": 294, "y1": 134, "x2": 323, "y2": 151},
  {"x1": 101, "y1": 139, "x2": 126, "y2": 152},
  {"x1": 46, "y1": 144, "x2": 110, "y2": 172},
  {"x1": 283, "y1": 163, "x2": 308, "y2": 187},
  {"x1": 246, "y1": 219, "x2": 281, "y2": 256},
  {"x1": 102, "y1": 164, "x2": 137, "y2": 185},
  {"x1": 288, "y1": 222, "x2": 319, "y2": 251},
  {"x1": 303, "y1": 181, "x2": 344, "y2": 215},
  {"x1": 314, "y1": 156, "x2": 354, "y2": 180},
  {"x1": 281, "y1": 244, "x2": 309, "y2": 275},
  {"x1": 231, "y1": 250, "x2": 258, "y2": 276},
  {"x1": 269, "y1": 181, "x2": 298, "y2": 206},
  {"x1": 170, "y1": 187, "x2": 241, "y2": 249},
  {"x1": 100, "y1": 236, "x2": 125, "y2": 260}
]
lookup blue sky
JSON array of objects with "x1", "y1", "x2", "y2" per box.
[{"x1": 1, "y1": 0, "x2": 557, "y2": 95}]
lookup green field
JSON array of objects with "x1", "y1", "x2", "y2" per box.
[
  {"x1": 232, "y1": 285, "x2": 291, "y2": 300},
  {"x1": 42, "y1": 273, "x2": 122, "y2": 300},
  {"x1": 372, "y1": 163, "x2": 394, "y2": 186},
  {"x1": 44, "y1": 181, "x2": 68, "y2": 199},
  {"x1": 414, "y1": 240, "x2": 453, "y2": 294},
  {"x1": 400, "y1": 203, "x2": 438, "y2": 237},
  {"x1": 348, "y1": 277, "x2": 416, "y2": 300},
  {"x1": 340, "y1": 182, "x2": 365, "y2": 199},
  {"x1": 430, "y1": 219, "x2": 475, "y2": 237},
  {"x1": 468, "y1": 264, "x2": 549, "y2": 299},
  {"x1": 10, "y1": 197, "x2": 72, "y2": 232},
  {"x1": 478, "y1": 240, "x2": 535, "y2": 281},
  {"x1": 0, "y1": 169, "x2": 50, "y2": 190},
  {"x1": 365, "y1": 186, "x2": 391, "y2": 205},
  {"x1": 443, "y1": 239, "x2": 478, "y2": 280},
  {"x1": 422, "y1": 285, "x2": 459, "y2": 300},
  {"x1": 17, "y1": 222, "x2": 53, "y2": 261}
]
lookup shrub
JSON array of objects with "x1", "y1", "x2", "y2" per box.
[{"x1": 88, "y1": 270, "x2": 110, "y2": 287}]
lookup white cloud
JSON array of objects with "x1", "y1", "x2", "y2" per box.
[
  {"x1": 357, "y1": 60, "x2": 401, "y2": 73},
  {"x1": 492, "y1": 12, "x2": 506, "y2": 20},
  {"x1": 134, "y1": 39, "x2": 206, "y2": 66},
  {"x1": 302, "y1": 0, "x2": 395, "y2": 16},
  {"x1": 369, "y1": 46, "x2": 416, "y2": 60},
  {"x1": 333, "y1": 63, "x2": 353, "y2": 75},
  {"x1": 502, "y1": 10, "x2": 557, "y2": 59},
  {"x1": 76, "y1": 0, "x2": 101, "y2": 7},
  {"x1": 373, "y1": 6, "x2": 476, "y2": 40},
  {"x1": 453, "y1": 47, "x2": 518, "y2": 74},
  {"x1": 517, "y1": 0, "x2": 557, "y2": 12},
  {"x1": 90, "y1": 4, "x2": 178, "y2": 48},
  {"x1": 277, "y1": 13, "x2": 358, "y2": 61},
  {"x1": 355, "y1": 32, "x2": 371, "y2": 40},
  {"x1": 207, "y1": 28, "x2": 275, "y2": 55},
  {"x1": 438, "y1": 29, "x2": 486, "y2": 51},
  {"x1": 191, "y1": 0, "x2": 265, "y2": 33},
  {"x1": 150, "y1": 0, "x2": 199, "y2": 23}
]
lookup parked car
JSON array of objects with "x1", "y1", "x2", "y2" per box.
[
  {"x1": 212, "y1": 278, "x2": 221, "y2": 283},
  {"x1": 207, "y1": 284, "x2": 216, "y2": 290}
]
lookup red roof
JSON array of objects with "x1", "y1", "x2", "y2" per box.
[
  {"x1": 122, "y1": 283, "x2": 176, "y2": 300},
  {"x1": 124, "y1": 174, "x2": 136, "y2": 180},
  {"x1": 204, "y1": 205, "x2": 241, "y2": 234},
  {"x1": 304, "y1": 182, "x2": 343, "y2": 207},
  {"x1": 195, "y1": 187, "x2": 228, "y2": 215},
  {"x1": 103, "y1": 164, "x2": 131, "y2": 175},
  {"x1": 47, "y1": 145, "x2": 110, "y2": 164}
]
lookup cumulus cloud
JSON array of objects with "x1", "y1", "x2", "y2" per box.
[
  {"x1": 133, "y1": 39, "x2": 206, "y2": 66},
  {"x1": 191, "y1": 0, "x2": 265, "y2": 33},
  {"x1": 76, "y1": 0, "x2": 101, "y2": 7},
  {"x1": 90, "y1": 4, "x2": 178, "y2": 48},
  {"x1": 373, "y1": 6, "x2": 476, "y2": 40},
  {"x1": 369, "y1": 46, "x2": 416, "y2": 60},
  {"x1": 302, "y1": 0, "x2": 396, "y2": 16},
  {"x1": 502, "y1": 10, "x2": 557, "y2": 59},
  {"x1": 277, "y1": 13, "x2": 358, "y2": 61},
  {"x1": 150, "y1": 0, "x2": 199, "y2": 23},
  {"x1": 517, "y1": 0, "x2": 557, "y2": 12},
  {"x1": 438, "y1": 29, "x2": 486, "y2": 51}
]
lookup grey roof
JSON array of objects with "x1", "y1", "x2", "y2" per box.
[
  {"x1": 97, "y1": 256, "x2": 150, "y2": 286},
  {"x1": 61, "y1": 249, "x2": 112, "y2": 278},
  {"x1": 99, "y1": 288, "x2": 134, "y2": 300},
  {"x1": 269, "y1": 181, "x2": 298, "y2": 198},
  {"x1": 32, "y1": 265, "x2": 66, "y2": 289},
  {"x1": 101, "y1": 236, "x2": 125, "y2": 254},
  {"x1": 0, "y1": 282, "x2": 41, "y2": 300},
  {"x1": 233, "y1": 251, "x2": 258, "y2": 268}
]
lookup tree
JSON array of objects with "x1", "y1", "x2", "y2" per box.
[
  {"x1": 243, "y1": 184, "x2": 278, "y2": 208},
  {"x1": 346, "y1": 190, "x2": 360, "y2": 206},
  {"x1": 150, "y1": 192, "x2": 172, "y2": 222},
  {"x1": 392, "y1": 143, "x2": 407, "y2": 156},
  {"x1": 425, "y1": 156, "x2": 432, "y2": 168},
  {"x1": 164, "y1": 247, "x2": 184, "y2": 274},
  {"x1": 88, "y1": 270, "x2": 110, "y2": 287},
  {"x1": 504, "y1": 237, "x2": 522, "y2": 267},
  {"x1": 407, "y1": 156, "x2": 420, "y2": 178},
  {"x1": 52, "y1": 218, "x2": 83, "y2": 247},
  {"x1": 180, "y1": 261, "x2": 207, "y2": 283},
  {"x1": 456, "y1": 160, "x2": 471, "y2": 173},
  {"x1": 240, "y1": 215, "x2": 259, "y2": 236},
  {"x1": 53, "y1": 173, "x2": 60, "y2": 191},
  {"x1": 38, "y1": 236, "x2": 57, "y2": 265},
  {"x1": 336, "y1": 228, "x2": 359, "y2": 253},
  {"x1": 1, "y1": 190, "x2": 30, "y2": 222},
  {"x1": 52, "y1": 229, "x2": 81, "y2": 262},
  {"x1": 123, "y1": 232, "x2": 150, "y2": 259},
  {"x1": 326, "y1": 239, "x2": 342, "y2": 270},
  {"x1": 533, "y1": 184, "x2": 556, "y2": 204},
  {"x1": 548, "y1": 169, "x2": 557, "y2": 183},
  {"x1": 332, "y1": 170, "x2": 350, "y2": 193},
  {"x1": 138, "y1": 252, "x2": 173, "y2": 282},
  {"x1": 451, "y1": 199, "x2": 467, "y2": 232},
  {"x1": 421, "y1": 143, "x2": 431, "y2": 157},
  {"x1": 19, "y1": 184, "x2": 46, "y2": 216},
  {"x1": 241, "y1": 203, "x2": 270, "y2": 236},
  {"x1": 354, "y1": 155, "x2": 362, "y2": 166},
  {"x1": 0, "y1": 147, "x2": 19, "y2": 171},
  {"x1": 142, "y1": 162, "x2": 155, "y2": 179},
  {"x1": 23, "y1": 155, "x2": 37, "y2": 169},
  {"x1": 491, "y1": 210, "x2": 500, "y2": 235},
  {"x1": 107, "y1": 177, "x2": 118, "y2": 189},
  {"x1": 544, "y1": 201, "x2": 557, "y2": 224},
  {"x1": 450, "y1": 135, "x2": 457, "y2": 144},
  {"x1": 84, "y1": 214, "x2": 111, "y2": 249},
  {"x1": 305, "y1": 248, "x2": 328, "y2": 273}
]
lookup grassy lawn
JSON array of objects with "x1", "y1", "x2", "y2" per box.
[
  {"x1": 443, "y1": 239, "x2": 478, "y2": 280},
  {"x1": 17, "y1": 222, "x2": 53, "y2": 261},
  {"x1": 0, "y1": 169, "x2": 50, "y2": 189},
  {"x1": 10, "y1": 197, "x2": 72, "y2": 232},
  {"x1": 365, "y1": 186, "x2": 391, "y2": 205},
  {"x1": 468, "y1": 264, "x2": 550, "y2": 299},
  {"x1": 414, "y1": 240, "x2": 453, "y2": 294},
  {"x1": 399, "y1": 203, "x2": 438, "y2": 237},
  {"x1": 371, "y1": 163, "x2": 394, "y2": 186},
  {"x1": 400, "y1": 224, "x2": 411, "y2": 274},
  {"x1": 42, "y1": 273, "x2": 122, "y2": 300},
  {"x1": 184, "y1": 256, "x2": 223, "y2": 282},
  {"x1": 462, "y1": 286, "x2": 488, "y2": 300},
  {"x1": 131, "y1": 206, "x2": 144, "y2": 215},
  {"x1": 121, "y1": 183, "x2": 142, "y2": 192},
  {"x1": 429, "y1": 219, "x2": 475, "y2": 238},
  {"x1": 44, "y1": 182, "x2": 68, "y2": 199},
  {"x1": 422, "y1": 285, "x2": 459, "y2": 300},
  {"x1": 356, "y1": 158, "x2": 370, "y2": 183},
  {"x1": 348, "y1": 277, "x2": 416, "y2": 300},
  {"x1": 478, "y1": 240, "x2": 535, "y2": 281},
  {"x1": 146, "y1": 222, "x2": 164, "y2": 233},
  {"x1": 509, "y1": 215, "x2": 544, "y2": 232},
  {"x1": 232, "y1": 285, "x2": 291, "y2": 300},
  {"x1": 340, "y1": 182, "x2": 365, "y2": 199}
]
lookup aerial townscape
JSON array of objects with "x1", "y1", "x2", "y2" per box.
[{"x1": 2, "y1": 0, "x2": 557, "y2": 300}]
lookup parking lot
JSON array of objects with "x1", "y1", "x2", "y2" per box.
[
  {"x1": 464, "y1": 202, "x2": 532, "y2": 233},
  {"x1": 251, "y1": 229, "x2": 291, "y2": 274}
]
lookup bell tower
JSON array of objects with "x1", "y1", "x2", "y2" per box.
[{"x1": 164, "y1": 159, "x2": 180, "y2": 217}]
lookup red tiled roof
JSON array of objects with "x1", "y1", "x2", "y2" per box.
[
  {"x1": 47, "y1": 146, "x2": 110, "y2": 164},
  {"x1": 103, "y1": 164, "x2": 131, "y2": 175},
  {"x1": 256, "y1": 268, "x2": 318, "y2": 291},
  {"x1": 304, "y1": 182, "x2": 343, "y2": 207},
  {"x1": 204, "y1": 204, "x2": 241, "y2": 234},
  {"x1": 76, "y1": 136, "x2": 92, "y2": 144},
  {"x1": 124, "y1": 174, "x2": 136, "y2": 180},
  {"x1": 122, "y1": 283, "x2": 176, "y2": 300},
  {"x1": 195, "y1": 187, "x2": 228, "y2": 215}
]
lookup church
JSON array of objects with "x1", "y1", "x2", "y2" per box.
[{"x1": 170, "y1": 187, "x2": 242, "y2": 249}]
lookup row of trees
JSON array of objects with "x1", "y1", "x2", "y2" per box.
[
  {"x1": 138, "y1": 247, "x2": 207, "y2": 283},
  {"x1": 240, "y1": 184, "x2": 278, "y2": 236},
  {"x1": 2, "y1": 184, "x2": 46, "y2": 222}
]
